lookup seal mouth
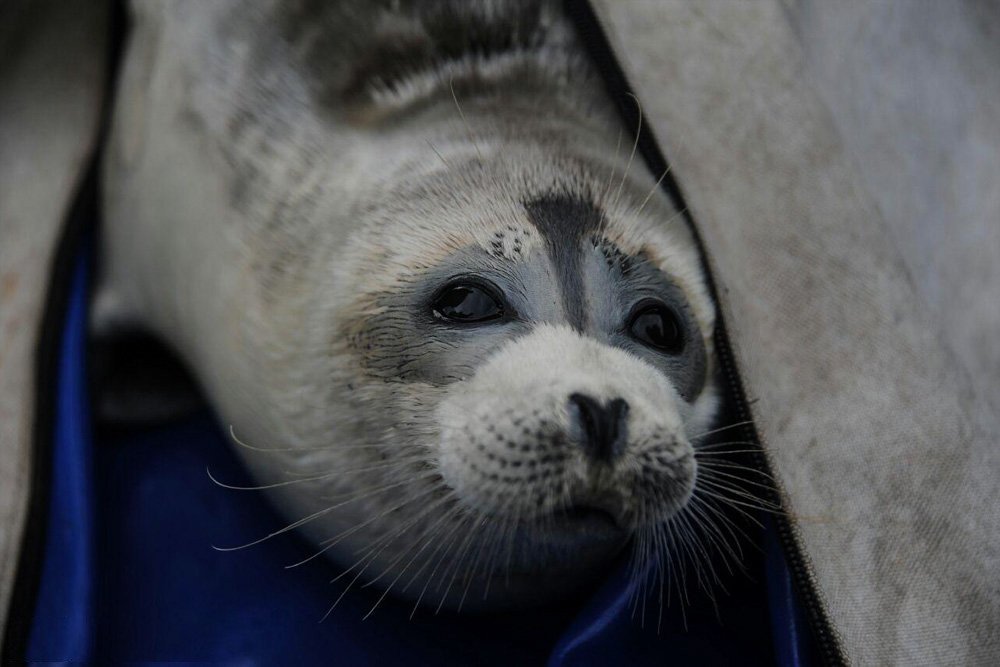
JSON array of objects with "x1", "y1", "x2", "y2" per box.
[
  {"x1": 498, "y1": 502, "x2": 629, "y2": 577},
  {"x1": 541, "y1": 499, "x2": 631, "y2": 544},
  {"x1": 556, "y1": 505, "x2": 622, "y2": 530}
]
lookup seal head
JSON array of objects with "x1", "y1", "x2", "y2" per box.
[{"x1": 100, "y1": 0, "x2": 719, "y2": 611}]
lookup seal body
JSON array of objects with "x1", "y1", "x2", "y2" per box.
[{"x1": 100, "y1": 0, "x2": 718, "y2": 609}]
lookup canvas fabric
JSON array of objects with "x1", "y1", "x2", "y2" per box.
[
  {"x1": 1, "y1": 1, "x2": 997, "y2": 663},
  {"x1": 592, "y1": 1, "x2": 999, "y2": 664},
  {"x1": 788, "y1": 0, "x2": 1000, "y2": 424},
  {"x1": 0, "y1": 0, "x2": 109, "y2": 638}
]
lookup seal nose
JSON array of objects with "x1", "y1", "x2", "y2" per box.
[{"x1": 568, "y1": 393, "x2": 629, "y2": 463}]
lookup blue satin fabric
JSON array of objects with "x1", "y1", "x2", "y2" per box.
[
  {"x1": 27, "y1": 241, "x2": 804, "y2": 665},
  {"x1": 26, "y1": 241, "x2": 95, "y2": 660}
]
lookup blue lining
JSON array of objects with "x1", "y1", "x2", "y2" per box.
[
  {"x1": 26, "y1": 239, "x2": 805, "y2": 665},
  {"x1": 766, "y1": 515, "x2": 810, "y2": 667},
  {"x1": 27, "y1": 243, "x2": 95, "y2": 662}
]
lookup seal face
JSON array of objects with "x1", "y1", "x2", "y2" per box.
[{"x1": 101, "y1": 0, "x2": 719, "y2": 611}]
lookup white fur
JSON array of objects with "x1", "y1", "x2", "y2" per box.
[{"x1": 99, "y1": 0, "x2": 721, "y2": 610}]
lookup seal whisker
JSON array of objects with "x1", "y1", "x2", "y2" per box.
[
  {"x1": 694, "y1": 449, "x2": 769, "y2": 459},
  {"x1": 456, "y1": 518, "x2": 504, "y2": 612},
  {"x1": 206, "y1": 455, "x2": 426, "y2": 491},
  {"x1": 676, "y1": 509, "x2": 725, "y2": 595},
  {"x1": 434, "y1": 513, "x2": 492, "y2": 614},
  {"x1": 665, "y1": 521, "x2": 693, "y2": 614},
  {"x1": 686, "y1": 495, "x2": 751, "y2": 565},
  {"x1": 280, "y1": 455, "x2": 426, "y2": 478},
  {"x1": 612, "y1": 93, "x2": 643, "y2": 212},
  {"x1": 696, "y1": 470, "x2": 782, "y2": 507},
  {"x1": 697, "y1": 467, "x2": 780, "y2": 495},
  {"x1": 361, "y1": 504, "x2": 467, "y2": 620},
  {"x1": 692, "y1": 483, "x2": 772, "y2": 525},
  {"x1": 634, "y1": 166, "x2": 673, "y2": 218},
  {"x1": 283, "y1": 474, "x2": 442, "y2": 568},
  {"x1": 316, "y1": 470, "x2": 440, "y2": 502},
  {"x1": 324, "y1": 485, "x2": 451, "y2": 558},
  {"x1": 359, "y1": 498, "x2": 464, "y2": 591},
  {"x1": 408, "y1": 512, "x2": 476, "y2": 618},
  {"x1": 689, "y1": 420, "x2": 755, "y2": 442},
  {"x1": 449, "y1": 77, "x2": 483, "y2": 163},
  {"x1": 599, "y1": 127, "x2": 624, "y2": 223},
  {"x1": 321, "y1": 491, "x2": 461, "y2": 622},
  {"x1": 480, "y1": 511, "x2": 518, "y2": 601},
  {"x1": 692, "y1": 440, "x2": 759, "y2": 451},
  {"x1": 425, "y1": 139, "x2": 451, "y2": 168}
]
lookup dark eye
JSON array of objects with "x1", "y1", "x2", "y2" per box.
[
  {"x1": 628, "y1": 302, "x2": 684, "y2": 353},
  {"x1": 432, "y1": 283, "x2": 504, "y2": 323}
]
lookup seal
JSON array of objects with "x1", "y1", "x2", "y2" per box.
[{"x1": 98, "y1": 0, "x2": 720, "y2": 611}]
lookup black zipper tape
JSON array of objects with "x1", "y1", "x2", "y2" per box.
[{"x1": 564, "y1": 1, "x2": 847, "y2": 664}]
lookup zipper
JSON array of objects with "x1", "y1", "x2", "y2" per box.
[
  {"x1": 566, "y1": 1, "x2": 847, "y2": 664},
  {"x1": 713, "y1": 313, "x2": 846, "y2": 666}
]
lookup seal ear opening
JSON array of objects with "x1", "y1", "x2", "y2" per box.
[{"x1": 89, "y1": 329, "x2": 204, "y2": 430}]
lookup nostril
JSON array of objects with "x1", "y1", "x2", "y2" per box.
[
  {"x1": 568, "y1": 393, "x2": 630, "y2": 463},
  {"x1": 569, "y1": 393, "x2": 600, "y2": 442}
]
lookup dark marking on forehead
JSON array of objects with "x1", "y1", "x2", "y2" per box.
[{"x1": 523, "y1": 194, "x2": 604, "y2": 330}]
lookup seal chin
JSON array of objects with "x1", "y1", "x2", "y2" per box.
[
  {"x1": 424, "y1": 526, "x2": 631, "y2": 613},
  {"x1": 555, "y1": 504, "x2": 623, "y2": 532},
  {"x1": 516, "y1": 503, "x2": 631, "y2": 567}
]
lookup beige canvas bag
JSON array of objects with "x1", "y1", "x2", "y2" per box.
[{"x1": 1, "y1": 2, "x2": 996, "y2": 663}]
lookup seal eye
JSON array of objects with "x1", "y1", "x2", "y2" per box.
[
  {"x1": 432, "y1": 283, "x2": 504, "y2": 323},
  {"x1": 628, "y1": 302, "x2": 684, "y2": 354}
]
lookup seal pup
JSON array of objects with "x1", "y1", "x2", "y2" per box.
[{"x1": 98, "y1": 0, "x2": 720, "y2": 611}]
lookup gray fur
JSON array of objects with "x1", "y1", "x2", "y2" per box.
[
  {"x1": 99, "y1": 0, "x2": 719, "y2": 611},
  {"x1": 524, "y1": 193, "x2": 603, "y2": 330}
]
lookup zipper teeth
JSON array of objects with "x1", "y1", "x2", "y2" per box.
[
  {"x1": 564, "y1": 2, "x2": 848, "y2": 664},
  {"x1": 713, "y1": 316, "x2": 846, "y2": 667}
]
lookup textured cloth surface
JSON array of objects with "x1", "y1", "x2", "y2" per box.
[
  {"x1": 789, "y1": 0, "x2": 1000, "y2": 423},
  {"x1": 595, "y1": 1, "x2": 999, "y2": 664},
  {"x1": 0, "y1": 0, "x2": 108, "y2": 636}
]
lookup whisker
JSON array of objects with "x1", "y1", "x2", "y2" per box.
[
  {"x1": 697, "y1": 471, "x2": 776, "y2": 500},
  {"x1": 689, "y1": 420, "x2": 755, "y2": 442},
  {"x1": 426, "y1": 139, "x2": 451, "y2": 168},
  {"x1": 434, "y1": 513, "x2": 490, "y2": 614},
  {"x1": 600, "y1": 128, "x2": 624, "y2": 221},
  {"x1": 687, "y1": 494, "x2": 755, "y2": 562},
  {"x1": 407, "y1": 513, "x2": 474, "y2": 619},
  {"x1": 634, "y1": 166, "x2": 673, "y2": 218},
  {"x1": 612, "y1": 93, "x2": 642, "y2": 211},
  {"x1": 361, "y1": 504, "x2": 466, "y2": 620},
  {"x1": 695, "y1": 458, "x2": 775, "y2": 479},
  {"x1": 321, "y1": 491, "x2": 458, "y2": 622},
  {"x1": 685, "y1": 501, "x2": 742, "y2": 575},
  {"x1": 360, "y1": 499, "x2": 463, "y2": 590},
  {"x1": 450, "y1": 77, "x2": 483, "y2": 162},
  {"x1": 694, "y1": 448, "x2": 767, "y2": 457},
  {"x1": 693, "y1": 484, "x2": 772, "y2": 524},
  {"x1": 284, "y1": 474, "x2": 441, "y2": 568},
  {"x1": 207, "y1": 455, "x2": 426, "y2": 491},
  {"x1": 698, "y1": 467, "x2": 779, "y2": 495}
]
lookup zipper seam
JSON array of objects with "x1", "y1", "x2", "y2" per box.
[
  {"x1": 713, "y1": 315, "x2": 847, "y2": 667},
  {"x1": 565, "y1": 1, "x2": 848, "y2": 664}
]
